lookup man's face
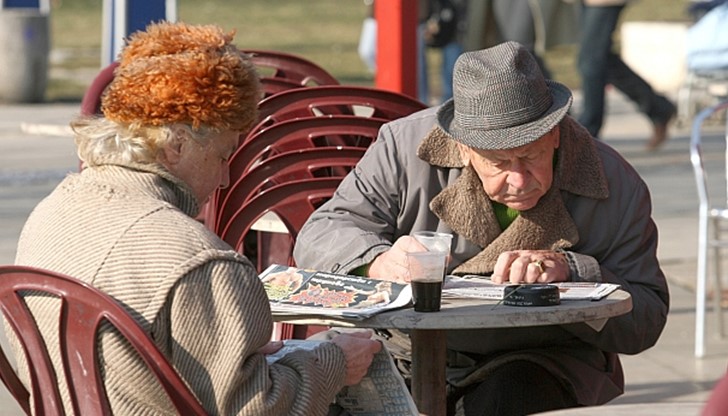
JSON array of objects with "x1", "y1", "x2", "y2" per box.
[{"x1": 457, "y1": 126, "x2": 560, "y2": 211}]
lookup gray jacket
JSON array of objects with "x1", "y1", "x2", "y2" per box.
[{"x1": 294, "y1": 106, "x2": 669, "y2": 405}]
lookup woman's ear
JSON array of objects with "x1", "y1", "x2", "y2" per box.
[
  {"x1": 158, "y1": 129, "x2": 185, "y2": 166},
  {"x1": 456, "y1": 143, "x2": 471, "y2": 166}
]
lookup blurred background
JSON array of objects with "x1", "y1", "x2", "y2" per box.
[{"x1": 45, "y1": 0, "x2": 692, "y2": 103}]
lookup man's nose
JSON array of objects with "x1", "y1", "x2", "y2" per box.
[{"x1": 505, "y1": 162, "x2": 529, "y2": 189}]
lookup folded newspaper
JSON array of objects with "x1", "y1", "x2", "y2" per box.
[
  {"x1": 259, "y1": 264, "x2": 412, "y2": 319},
  {"x1": 442, "y1": 275, "x2": 620, "y2": 301},
  {"x1": 266, "y1": 339, "x2": 419, "y2": 416}
]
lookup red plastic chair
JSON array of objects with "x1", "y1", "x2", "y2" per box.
[
  {"x1": 242, "y1": 49, "x2": 339, "y2": 87},
  {"x1": 0, "y1": 265, "x2": 207, "y2": 416},
  {"x1": 219, "y1": 177, "x2": 342, "y2": 263},
  {"x1": 80, "y1": 53, "x2": 326, "y2": 111},
  {"x1": 260, "y1": 77, "x2": 306, "y2": 98},
  {"x1": 249, "y1": 85, "x2": 427, "y2": 135},
  {"x1": 216, "y1": 147, "x2": 365, "y2": 234},
  {"x1": 232, "y1": 115, "x2": 385, "y2": 181},
  {"x1": 703, "y1": 369, "x2": 728, "y2": 415},
  {"x1": 205, "y1": 115, "x2": 383, "y2": 231}
]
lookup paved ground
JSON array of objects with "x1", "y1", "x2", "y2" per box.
[{"x1": 1, "y1": 90, "x2": 727, "y2": 415}]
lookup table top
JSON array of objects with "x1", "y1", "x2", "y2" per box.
[
  {"x1": 274, "y1": 289, "x2": 632, "y2": 331},
  {"x1": 251, "y1": 211, "x2": 287, "y2": 233}
]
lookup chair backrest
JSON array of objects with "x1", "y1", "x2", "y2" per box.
[
  {"x1": 260, "y1": 77, "x2": 306, "y2": 98},
  {"x1": 78, "y1": 52, "x2": 328, "y2": 117},
  {"x1": 242, "y1": 49, "x2": 339, "y2": 87},
  {"x1": 0, "y1": 265, "x2": 207, "y2": 416},
  {"x1": 219, "y1": 177, "x2": 343, "y2": 255},
  {"x1": 80, "y1": 62, "x2": 119, "y2": 116},
  {"x1": 216, "y1": 147, "x2": 365, "y2": 234},
  {"x1": 231, "y1": 115, "x2": 385, "y2": 181},
  {"x1": 250, "y1": 85, "x2": 427, "y2": 135},
  {"x1": 205, "y1": 115, "x2": 384, "y2": 233},
  {"x1": 690, "y1": 99, "x2": 728, "y2": 210}
]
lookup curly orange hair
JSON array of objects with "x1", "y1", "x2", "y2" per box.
[{"x1": 102, "y1": 21, "x2": 261, "y2": 132}]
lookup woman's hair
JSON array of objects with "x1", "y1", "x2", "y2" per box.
[
  {"x1": 101, "y1": 21, "x2": 261, "y2": 133},
  {"x1": 73, "y1": 21, "x2": 261, "y2": 167},
  {"x1": 72, "y1": 117, "x2": 215, "y2": 166}
]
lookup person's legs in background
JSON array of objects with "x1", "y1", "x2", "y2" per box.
[
  {"x1": 439, "y1": 40, "x2": 463, "y2": 102},
  {"x1": 418, "y1": 22, "x2": 430, "y2": 104},
  {"x1": 577, "y1": 4, "x2": 623, "y2": 138},
  {"x1": 491, "y1": 0, "x2": 552, "y2": 79},
  {"x1": 578, "y1": 3, "x2": 676, "y2": 147},
  {"x1": 607, "y1": 55, "x2": 677, "y2": 149}
]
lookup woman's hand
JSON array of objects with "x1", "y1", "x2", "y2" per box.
[{"x1": 331, "y1": 329, "x2": 383, "y2": 386}]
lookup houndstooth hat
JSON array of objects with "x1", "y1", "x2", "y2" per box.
[{"x1": 436, "y1": 41, "x2": 573, "y2": 150}]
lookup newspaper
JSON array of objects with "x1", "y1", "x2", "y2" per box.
[
  {"x1": 259, "y1": 264, "x2": 412, "y2": 320},
  {"x1": 266, "y1": 339, "x2": 419, "y2": 416},
  {"x1": 442, "y1": 275, "x2": 621, "y2": 301}
]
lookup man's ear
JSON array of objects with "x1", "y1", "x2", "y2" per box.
[{"x1": 456, "y1": 142, "x2": 471, "y2": 166}]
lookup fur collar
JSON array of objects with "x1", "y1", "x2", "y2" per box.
[{"x1": 417, "y1": 116, "x2": 609, "y2": 275}]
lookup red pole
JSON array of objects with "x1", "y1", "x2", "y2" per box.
[{"x1": 374, "y1": 0, "x2": 418, "y2": 99}]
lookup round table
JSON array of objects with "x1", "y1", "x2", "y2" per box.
[{"x1": 277, "y1": 290, "x2": 633, "y2": 416}]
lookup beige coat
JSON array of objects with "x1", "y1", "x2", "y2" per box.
[{"x1": 13, "y1": 159, "x2": 347, "y2": 415}]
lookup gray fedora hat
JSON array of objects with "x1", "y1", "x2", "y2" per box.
[{"x1": 437, "y1": 41, "x2": 573, "y2": 150}]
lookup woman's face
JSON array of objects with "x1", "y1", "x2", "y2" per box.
[{"x1": 162, "y1": 129, "x2": 240, "y2": 205}]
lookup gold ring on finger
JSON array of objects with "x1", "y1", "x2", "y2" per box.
[{"x1": 531, "y1": 259, "x2": 545, "y2": 274}]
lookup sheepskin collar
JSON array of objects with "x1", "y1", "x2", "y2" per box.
[{"x1": 417, "y1": 116, "x2": 609, "y2": 275}]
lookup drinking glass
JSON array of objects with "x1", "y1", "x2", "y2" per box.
[
  {"x1": 412, "y1": 231, "x2": 453, "y2": 270},
  {"x1": 406, "y1": 251, "x2": 447, "y2": 312}
]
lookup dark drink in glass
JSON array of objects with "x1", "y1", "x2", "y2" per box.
[
  {"x1": 406, "y1": 251, "x2": 446, "y2": 313},
  {"x1": 412, "y1": 280, "x2": 443, "y2": 312}
]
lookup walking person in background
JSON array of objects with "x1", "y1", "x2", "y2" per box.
[
  {"x1": 419, "y1": 0, "x2": 468, "y2": 104},
  {"x1": 463, "y1": 0, "x2": 579, "y2": 82},
  {"x1": 489, "y1": 0, "x2": 554, "y2": 79},
  {"x1": 358, "y1": 0, "x2": 467, "y2": 104},
  {"x1": 577, "y1": 0, "x2": 677, "y2": 149}
]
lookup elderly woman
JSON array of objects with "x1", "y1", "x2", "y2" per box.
[{"x1": 13, "y1": 21, "x2": 380, "y2": 415}]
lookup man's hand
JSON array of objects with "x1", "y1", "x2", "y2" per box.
[
  {"x1": 367, "y1": 236, "x2": 427, "y2": 283},
  {"x1": 491, "y1": 250, "x2": 569, "y2": 284},
  {"x1": 331, "y1": 329, "x2": 383, "y2": 386}
]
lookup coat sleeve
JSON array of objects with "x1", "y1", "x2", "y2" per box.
[
  {"x1": 163, "y1": 258, "x2": 347, "y2": 416},
  {"x1": 561, "y1": 149, "x2": 670, "y2": 355},
  {"x1": 294, "y1": 123, "x2": 407, "y2": 274}
]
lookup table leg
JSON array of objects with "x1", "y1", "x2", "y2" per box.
[{"x1": 410, "y1": 329, "x2": 446, "y2": 416}]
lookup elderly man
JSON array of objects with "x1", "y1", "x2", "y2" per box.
[{"x1": 294, "y1": 41, "x2": 669, "y2": 415}]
